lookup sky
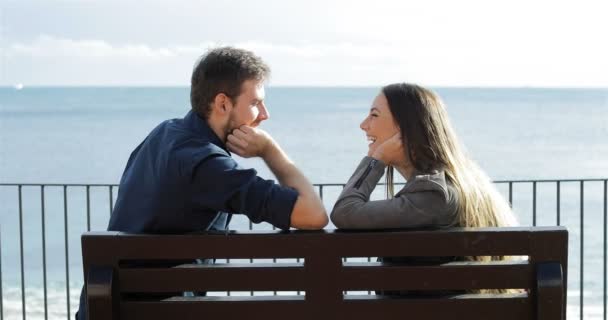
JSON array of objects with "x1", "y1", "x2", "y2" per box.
[{"x1": 1, "y1": 0, "x2": 607, "y2": 87}]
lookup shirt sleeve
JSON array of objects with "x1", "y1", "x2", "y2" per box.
[
  {"x1": 330, "y1": 156, "x2": 451, "y2": 229},
  {"x1": 191, "y1": 151, "x2": 298, "y2": 231}
]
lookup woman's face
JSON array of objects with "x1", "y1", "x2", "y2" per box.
[{"x1": 360, "y1": 93, "x2": 400, "y2": 151}]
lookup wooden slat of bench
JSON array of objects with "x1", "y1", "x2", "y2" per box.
[
  {"x1": 119, "y1": 294, "x2": 531, "y2": 320},
  {"x1": 340, "y1": 294, "x2": 532, "y2": 320},
  {"x1": 82, "y1": 228, "x2": 566, "y2": 260},
  {"x1": 121, "y1": 296, "x2": 308, "y2": 320},
  {"x1": 119, "y1": 263, "x2": 306, "y2": 292},
  {"x1": 340, "y1": 260, "x2": 533, "y2": 290},
  {"x1": 118, "y1": 260, "x2": 533, "y2": 292},
  {"x1": 332, "y1": 230, "x2": 560, "y2": 258}
]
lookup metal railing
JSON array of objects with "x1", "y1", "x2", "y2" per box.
[{"x1": 0, "y1": 178, "x2": 607, "y2": 320}]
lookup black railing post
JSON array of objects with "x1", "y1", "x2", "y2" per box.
[
  {"x1": 86, "y1": 186, "x2": 91, "y2": 232},
  {"x1": 557, "y1": 181, "x2": 561, "y2": 226},
  {"x1": 509, "y1": 181, "x2": 513, "y2": 206},
  {"x1": 109, "y1": 186, "x2": 114, "y2": 216},
  {"x1": 63, "y1": 186, "x2": 71, "y2": 318},
  {"x1": 41, "y1": 186, "x2": 48, "y2": 320},
  {"x1": 604, "y1": 179, "x2": 608, "y2": 320},
  {"x1": 533, "y1": 181, "x2": 537, "y2": 226},
  {"x1": 580, "y1": 180, "x2": 584, "y2": 320},
  {"x1": 18, "y1": 185, "x2": 26, "y2": 320},
  {"x1": 1, "y1": 224, "x2": 4, "y2": 320}
]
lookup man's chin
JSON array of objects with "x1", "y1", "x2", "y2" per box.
[{"x1": 230, "y1": 122, "x2": 257, "y2": 132}]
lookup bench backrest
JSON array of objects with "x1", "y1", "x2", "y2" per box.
[{"x1": 81, "y1": 227, "x2": 568, "y2": 320}]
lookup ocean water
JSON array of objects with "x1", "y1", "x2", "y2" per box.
[
  {"x1": 1, "y1": 87, "x2": 607, "y2": 183},
  {"x1": 0, "y1": 87, "x2": 607, "y2": 319}
]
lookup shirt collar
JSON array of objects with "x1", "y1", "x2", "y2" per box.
[
  {"x1": 184, "y1": 110, "x2": 228, "y2": 152},
  {"x1": 409, "y1": 168, "x2": 446, "y2": 186}
]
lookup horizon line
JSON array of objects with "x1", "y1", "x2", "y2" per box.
[{"x1": 2, "y1": 84, "x2": 607, "y2": 90}]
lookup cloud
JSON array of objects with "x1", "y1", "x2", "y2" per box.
[
  {"x1": 1, "y1": 36, "x2": 415, "y2": 85},
  {"x1": 6, "y1": 35, "x2": 399, "y2": 61},
  {"x1": 7, "y1": 35, "x2": 180, "y2": 59},
  {"x1": 2, "y1": 35, "x2": 607, "y2": 86}
]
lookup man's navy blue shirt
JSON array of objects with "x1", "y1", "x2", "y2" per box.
[
  {"x1": 109, "y1": 109, "x2": 298, "y2": 233},
  {"x1": 76, "y1": 110, "x2": 297, "y2": 319}
]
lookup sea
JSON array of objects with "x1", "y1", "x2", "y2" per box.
[{"x1": 0, "y1": 86, "x2": 607, "y2": 319}]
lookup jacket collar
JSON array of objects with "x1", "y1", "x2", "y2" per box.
[{"x1": 184, "y1": 110, "x2": 228, "y2": 152}]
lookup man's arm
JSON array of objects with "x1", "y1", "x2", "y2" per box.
[
  {"x1": 261, "y1": 140, "x2": 328, "y2": 229},
  {"x1": 227, "y1": 126, "x2": 328, "y2": 229}
]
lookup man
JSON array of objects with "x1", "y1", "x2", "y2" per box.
[{"x1": 76, "y1": 47, "x2": 327, "y2": 319}]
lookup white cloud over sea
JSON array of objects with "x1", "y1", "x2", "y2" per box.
[
  {"x1": 4, "y1": 34, "x2": 607, "y2": 87},
  {"x1": 1, "y1": 0, "x2": 607, "y2": 86}
]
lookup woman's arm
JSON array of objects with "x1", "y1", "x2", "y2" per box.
[{"x1": 330, "y1": 157, "x2": 450, "y2": 229}]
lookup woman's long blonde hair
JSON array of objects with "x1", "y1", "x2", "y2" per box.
[{"x1": 383, "y1": 83, "x2": 519, "y2": 293}]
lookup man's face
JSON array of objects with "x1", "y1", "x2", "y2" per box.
[{"x1": 227, "y1": 79, "x2": 269, "y2": 132}]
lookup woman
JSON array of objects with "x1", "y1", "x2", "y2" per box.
[{"x1": 330, "y1": 83, "x2": 518, "y2": 294}]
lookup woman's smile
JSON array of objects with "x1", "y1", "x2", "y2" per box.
[{"x1": 367, "y1": 135, "x2": 377, "y2": 146}]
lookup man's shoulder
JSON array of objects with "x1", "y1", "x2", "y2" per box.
[
  {"x1": 151, "y1": 117, "x2": 228, "y2": 158},
  {"x1": 189, "y1": 142, "x2": 230, "y2": 159},
  {"x1": 143, "y1": 117, "x2": 232, "y2": 169},
  {"x1": 171, "y1": 140, "x2": 233, "y2": 174}
]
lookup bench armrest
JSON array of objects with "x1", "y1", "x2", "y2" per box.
[
  {"x1": 536, "y1": 262, "x2": 564, "y2": 320},
  {"x1": 87, "y1": 265, "x2": 117, "y2": 320}
]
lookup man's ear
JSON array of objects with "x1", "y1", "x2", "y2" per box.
[{"x1": 212, "y1": 93, "x2": 232, "y2": 115}]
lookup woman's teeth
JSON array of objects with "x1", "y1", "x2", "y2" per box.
[{"x1": 367, "y1": 136, "x2": 376, "y2": 145}]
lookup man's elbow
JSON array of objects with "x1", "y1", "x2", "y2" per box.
[
  {"x1": 315, "y1": 210, "x2": 329, "y2": 228},
  {"x1": 289, "y1": 198, "x2": 328, "y2": 230},
  {"x1": 294, "y1": 209, "x2": 328, "y2": 230}
]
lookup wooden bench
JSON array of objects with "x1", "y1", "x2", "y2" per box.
[{"x1": 81, "y1": 226, "x2": 568, "y2": 320}]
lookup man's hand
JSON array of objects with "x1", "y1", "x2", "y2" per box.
[
  {"x1": 229, "y1": 125, "x2": 327, "y2": 229},
  {"x1": 371, "y1": 133, "x2": 406, "y2": 166},
  {"x1": 227, "y1": 126, "x2": 274, "y2": 158}
]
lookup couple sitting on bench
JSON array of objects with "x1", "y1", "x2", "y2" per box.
[{"x1": 75, "y1": 46, "x2": 519, "y2": 319}]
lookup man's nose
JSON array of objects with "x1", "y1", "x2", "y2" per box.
[{"x1": 258, "y1": 103, "x2": 269, "y2": 121}]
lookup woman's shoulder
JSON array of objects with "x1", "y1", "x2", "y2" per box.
[
  {"x1": 398, "y1": 170, "x2": 459, "y2": 226},
  {"x1": 400, "y1": 170, "x2": 450, "y2": 198}
]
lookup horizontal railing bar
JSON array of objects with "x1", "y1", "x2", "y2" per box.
[
  {"x1": 2, "y1": 178, "x2": 606, "y2": 188},
  {"x1": 493, "y1": 178, "x2": 608, "y2": 183},
  {"x1": 0, "y1": 183, "x2": 118, "y2": 187}
]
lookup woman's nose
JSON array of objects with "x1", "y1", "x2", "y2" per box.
[{"x1": 360, "y1": 117, "x2": 368, "y2": 131}]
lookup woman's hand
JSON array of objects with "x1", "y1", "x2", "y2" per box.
[{"x1": 370, "y1": 133, "x2": 405, "y2": 166}]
